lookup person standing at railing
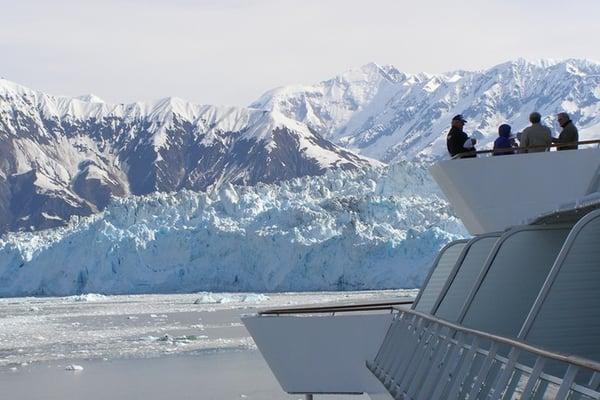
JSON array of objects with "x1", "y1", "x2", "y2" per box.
[
  {"x1": 493, "y1": 124, "x2": 516, "y2": 156},
  {"x1": 447, "y1": 114, "x2": 477, "y2": 158},
  {"x1": 553, "y1": 112, "x2": 579, "y2": 150},
  {"x1": 519, "y1": 112, "x2": 552, "y2": 153}
]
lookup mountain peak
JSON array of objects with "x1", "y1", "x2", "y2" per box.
[{"x1": 76, "y1": 94, "x2": 104, "y2": 103}]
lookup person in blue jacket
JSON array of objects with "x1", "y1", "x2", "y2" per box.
[{"x1": 493, "y1": 124, "x2": 515, "y2": 156}]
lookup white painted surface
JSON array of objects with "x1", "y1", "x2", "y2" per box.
[
  {"x1": 242, "y1": 313, "x2": 393, "y2": 395},
  {"x1": 429, "y1": 148, "x2": 600, "y2": 235}
]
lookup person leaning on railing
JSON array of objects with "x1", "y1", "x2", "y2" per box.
[
  {"x1": 553, "y1": 112, "x2": 579, "y2": 150},
  {"x1": 519, "y1": 112, "x2": 552, "y2": 153},
  {"x1": 492, "y1": 124, "x2": 517, "y2": 156}
]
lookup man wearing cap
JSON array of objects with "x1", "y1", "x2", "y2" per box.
[
  {"x1": 447, "y1": 114, "x2": 477, "y2": 158},
  {"x1": 553, "y1": 112, "x2": 579, "y2": 150}
]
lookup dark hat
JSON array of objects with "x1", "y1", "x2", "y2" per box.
[{"x1": 452, "y1": 114, "x2": 467, "y2": 123}]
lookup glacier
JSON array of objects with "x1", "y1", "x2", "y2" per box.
[{"x1": 0, "y1": 162, "x2": 467, "y2": 297}]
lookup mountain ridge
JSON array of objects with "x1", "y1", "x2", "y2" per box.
[
  {"x1": 253, "y1": 58, "x2": 600, "y2": 162},
  {"x1": 2, "y1": 57, "x2": 600, "y2": 233},
  {"x1": 0, "y1": 78, "x2": 377, "y2": 233}
]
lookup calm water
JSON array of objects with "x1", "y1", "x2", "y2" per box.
[{"x1": 0, "y1": 290, "x2": 415, "y2": 399}]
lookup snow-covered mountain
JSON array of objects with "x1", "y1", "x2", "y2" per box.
[
  {"x1": 0, "y1": 79, "x2": 376, "y2": 233},
  {"x1": 0, "y1": 163, "x2": 467, "y2": 297},
  {"x1": 253, "y1": 58, "x2": 600, "y2": 162},
  {"x1": 3, "y1": 58, "x2": 598, "y2": 234}
]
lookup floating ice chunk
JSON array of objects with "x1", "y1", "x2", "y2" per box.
[
  {"x1": 65, "y1": 364, "x2": 84, "y2": 371},
  {"x1": 69, "y1": 293, "x2": 107, "y2": 302},
  {"x1": 194, "y1": 292, "x2": 265, "y2": 304},
  {"x1": 149, "y1": 314, "x2": 159, "y2": 318},
  {"x1": 194, "y1": 293, "x2": 220, "y2": 304},
  {"x1": 217, "y1": 295, "x2": 235, "y2": 304},
  {"x1": 241, "y1": 293, "x2": 270, "y2": 303},
  {"x1": 29, "y1": 306, "x2": 40, "y2": 312}
]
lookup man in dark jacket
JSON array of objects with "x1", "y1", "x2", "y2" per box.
[
  {"x1": 447, "y1": 114, "x2": 477, "y2": 158},
  {"x1": 553, "y1": 112, "x2": 579, "y2": 150}
]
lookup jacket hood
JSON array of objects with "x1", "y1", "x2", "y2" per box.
[{"x1": 498, "y1": 124, "x2": 512, "y2": 138}]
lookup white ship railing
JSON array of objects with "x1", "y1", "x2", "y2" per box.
[
  {"x1": 452, "y1": 139, "x2": 600, "y2": 159},
  {"x1": 368, "y1": 308, "x2": 600, "y2": 400}
]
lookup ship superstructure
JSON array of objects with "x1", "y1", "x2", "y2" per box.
[{"x1": 243, "y1": 145, "x2": 600, "y2": 399}]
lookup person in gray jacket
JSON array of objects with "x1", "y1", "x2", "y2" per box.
[
  {"x1": 520, "y1": 112, "x2": 552, "y2": 153},
  {"x1": 553, "y1": 112, "x2": 579, "y2": 150}
]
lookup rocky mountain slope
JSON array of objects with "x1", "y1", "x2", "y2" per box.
[
  {"x1": 253, "y1": 59, "x2": 600, "y2": 161},
  {"x1": 0, "y1": 79, "x2": 376, "y2": 233}
]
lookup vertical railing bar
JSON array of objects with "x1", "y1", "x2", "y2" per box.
[
  {"x1": 374, "y1": 312, "x2": 399, "y2": 364},
  {"x1": 381, "y1": 313, "x2": 411, "y2": 385},
  {"x1": 467, "y1": 341, "x2": 499, "y2": 400},
  {"x1": 379, "y1": 315, "x2": 405, "y2": 372},
  {"x1": 429, "y1": 330, "x2": 463, "y2": 400},
  {"x1": 406, "y1": 322, "x2": 443, "y2": 399},
  {"x1": 554, "y1": 365, "x2": 579, "y2": 400},
  {"x1": 489, "y1": 348, "x2": 521, "y2": 400},
  {"x1": 416, "y1": 325, "x2": 453, "y2": 400},
  {"x1": 401, "y1": 323, "x2": 439, "y2": 398},
  {"x1": 588, "y1": 371, "x2": 600, "y2": 390},
  {"x1": 519, "y1": 357, "x2": 546, "y2": 400},
  {"x1": 446, "y1": 335, "x2": 480, "y2": 399},
  {"x1": 503, "y1": 366, "x2": 525, "y2": 400},
  {"x1": 399, "y1": 319, "x2": 435, "y2": 393},
  {"x1": 386, "y1": 314, "x2": 421, "y2": 391},
  {"x1": 532, "y1": 379, "x2": 550, "y2": 400},
  {"x1": 390, "y1": 316, "x2": 427, "y2": 386}
]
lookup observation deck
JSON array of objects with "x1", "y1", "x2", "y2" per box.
[{"x1": 429, "y1": 144, "x2": 600, "y2": 235}]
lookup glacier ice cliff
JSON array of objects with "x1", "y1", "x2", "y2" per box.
[{"x1": 0, "y1": 163, "x2": 467, "y2": 297}]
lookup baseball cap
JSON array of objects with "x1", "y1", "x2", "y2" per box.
[{"x1": 452, "y1": 114, "x2": 467, "y2": 123}]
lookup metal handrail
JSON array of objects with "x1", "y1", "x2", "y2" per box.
[
  {"x1": 256, "y1": 300, "x2": 414, "y2": 316},
  {"x1": 452, "y1": 139, "x2": 600, "y2": 159},
  {"x1": 393, "y1": 307, "x2": 600, "y2": 372}
]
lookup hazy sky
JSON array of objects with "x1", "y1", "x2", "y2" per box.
[{"x1": 1, "y1": 0, "x2": 599, "y2": 106}]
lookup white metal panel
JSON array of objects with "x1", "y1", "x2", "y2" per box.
[
  {"x1": 242, "y1": 313, "x2": 392, "y2": 394},
  {"x1": 434, "y1": 236, "x2": 499, "y2": 322},
  {"x1": 524, "y1": 210, "x2": 600, "y2": 362},
  {"x1": 429, "y1": 148, "x2": 600, "y2": 235},
  {"x1": 461, "y1": 226, "x2": 570, "y2": 337},
  {"x1": 413, "y1": 240, "x2": 468, "y2": 313}
]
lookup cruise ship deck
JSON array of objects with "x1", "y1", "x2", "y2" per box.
[{"x1": 243, "y1": 145, "x2": 600, "y2": 400}]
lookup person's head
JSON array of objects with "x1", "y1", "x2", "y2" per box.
[
  {"x1": 557, "y1": 112, "x2": 570, "y2": 126},
  {"x1": 451, "y1": 114, "x2": 467, "y2": 129},
  {"x1": 529, "y1": 112, "x2": 542, "y2": 124},
  {"x1": 498, "y1": 124, "x2": 511, "y2": 138}
]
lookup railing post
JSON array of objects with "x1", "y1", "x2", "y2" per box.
[{"x1": 305, "y1": 394, "x2": 313, "y2": 400}]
